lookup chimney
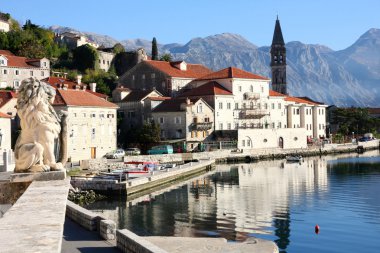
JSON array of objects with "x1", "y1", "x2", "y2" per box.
[
  {"x1": 172, "y1": 61, "x2": 187, "y2": 71},
  {"x1": 63, "y1": 84, "x2": 68, "y2": 90},
  {"x1": 76, "y1": 74, "x2": 82, "y2": 84},
  {"x1": 75, "y1": 85, "x2": 80, "y2": 90},
  {"x1": 89, "y1": 83, "x2": 96, "y2": 92},
  {"x1": 186, "y1": 97, "x2": 191, "y2": 105}
]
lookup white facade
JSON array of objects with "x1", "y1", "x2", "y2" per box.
[
  {"x1": 190, "y1": 68, "x2": 327, "y2": 149},
  {"x1": 238, "y1": 128, "x2": 307, "y2": 150},
  {"x1": 0, "y1": 19, "x2": 9, "y2": 32},
  {"x1": 98, "y1": 51, "x2": 115, "y2": 72},
  {"x1": 54, "y1": 106, "x2": 117, "y2": 162},
  {"x1": 0, "y1": 53, "x2": 50, "y2": 89},
  {"x1": 0, "y1": 115, "x2": 12, "y2": 152}
]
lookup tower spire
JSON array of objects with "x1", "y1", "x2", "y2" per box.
[{"x1": 270, "y1": 16, "x2": 287, "y2": 95}]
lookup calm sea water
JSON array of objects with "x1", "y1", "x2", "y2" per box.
[{"x1": 86, "y1": 150, "x2": 380, "y2": 253}]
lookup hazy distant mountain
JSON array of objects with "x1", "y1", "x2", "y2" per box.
[{"x1": 49, "y1": 26, "x2": 380, "y2": 107}]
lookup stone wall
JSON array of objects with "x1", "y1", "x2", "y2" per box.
[
  {"x1": 66, "y1": 200, "x2": 116, "y2": 241},
  {"x1": 117, "y1": 229, "x2": 169, "y2": 253},
  {"x1": 70, "y1": 177, "x2": 126, "y2": 194}
]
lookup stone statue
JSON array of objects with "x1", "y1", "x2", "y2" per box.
[{"x1": 14, "y1": 78, "x2": 67, "y2": 173}]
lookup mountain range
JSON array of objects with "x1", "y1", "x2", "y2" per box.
[{"x1": 49, "y1": 26, "x2": 380, "y2": 107}]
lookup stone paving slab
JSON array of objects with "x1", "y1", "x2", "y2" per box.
[
  {"x1": 62, "y1": 217, "x2": 120, "y2": 253},
  {"x1": 145, "y1": 236, "x2": 279, "y2": 253},
  {"x1": 10, "y1": 170, "x2": 66, "y2": 182},
  {"x1": 0, "y1": 179, "x2": 70, "y2": 253}
]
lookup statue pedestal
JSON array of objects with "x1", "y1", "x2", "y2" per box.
[{"x1": 10, "y1": 171, "x2": 66, "y2": 183}]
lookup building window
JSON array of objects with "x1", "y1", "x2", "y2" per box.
[
  {"x1": 227, "y1": 123, "x2": 231, "y2": 130},
  {"x1": 242, "y1": 140, "x2": 245, "y2": 147},
  {"x1": 247, "y1": 140, "x2": 251, "y2": 146},
  {"x1": 278, "y1": 103, "x2": 281, "y2": 109},
  {"x1": 151, "y1": 73, "x2": 155, "y2": 78},
  {"x1": 161, "y1": 130, "x2": 165, "y2": 138},
  {"x1": 227, "y1": 102, "x2": 231, "y2": 109},
  {"x1": 235, "y1": 103, "x2": 239, "y2": 109},
  {"x1": 238, "y1": 86, "x2": 242, "y2": 92},
  {"x1": 91, "y1": 128, "x2": 95, "y2": 140},
  {"x1": 264, "y1": 103, "x2": 268, "y2": 109},
  {"x1": 43, "y1": 62, "x2": 47, "y2": 67},
  {"x1": 297, "y1": 109, "x2": 300, "y2": 115},
  {"x1": 159, "y1": 117, "x2": 164, "y2": 124},
  {"x1": 219, "y1": 102, "x2": 223, "y2": 109},
  {"x1": 235, "y1": 123, "x2": 239, "y2": 129},
  {"x1": 278, "y1": 122, "x2": 282, "y2": 128},
  {"x1": 242, "y1": 103, "x2": 246, "y2": 109},
  {"x1": 272, "y1": 123, "x2": 275, "y2": 128},
  {"x1": 219, "y1": 123, "x2": 223, "y2": 130},
  {"x1": 261, "y1": 86, "x2": 264, "y2": 93},
  {"x1": 175, "y1": 116, "x2": 181, "y2": 124},
  {"x1": 15, "y1": 70, "x2": 19, "y2": 75},
  {"x1": 271, "y1": 103, "x2": 275, "y2": 109},
  {"x1": 250, "y1": 102, "x2": 254, "y2": 109},
  {"x1": 142, "y1": 74, "x2": 145, "y2": 79},
  {"x1": 13, "y1": 80, "x2": 20, "y2": 88},
  {"x1": 250, "y1": 85, "x2": 253, "y2": 92},
  {"x1": 3, "y1": 69, "x2": 7, "y2": 74},
  {"x1": 258, "y1": 103, "x2": 261, "y2": 109},
  {"x1": 107, "y1": 60, "x2": 110, "y2": 65},
  {"x1": 197, "y1": 104, "x2": 203, "y2": 113}
]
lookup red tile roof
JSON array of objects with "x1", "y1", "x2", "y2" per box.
[
  {"x1": 152, "y1": 97, "x2": 200, "y2": 112},
  {"x1": 368, "y1": 108, "x2": 380, "y2": 115},
  {"x1": 285, "y1": 96, "x2": 319, "y2": 105},
  {"x1": 0, "y1": 51, "x2": 45, "y2": 68},
  {"x1": 0, "y1": 50, "x2": 13, "y2": 56},
  {"x1": 269, "y1": 90, "x2": 286, "y2": 97},
  {"x1": 43, "y1": 77, "x2": 108, "y2": 100},
  {"x1": 145, "y1": 60, "x2": 213, "y2": 78},
  {"x1": 146, "y1": 96, "x2": 171, "y2": 101},
  {"x1": 179, "y1": 81, "x2": 233, "y2": 97},
  {"x1": 0, "y1": 112, "x2": 12, "y2": 118},
  {"x1": 198, "y1": 67, "x2": 270, "y2": 81},
  {"x1": 53, "y1": 89, "x2": 118, "y2": 108},
  {"x1": 0, "y1": 90, "x2": 17, "y2": 108}
]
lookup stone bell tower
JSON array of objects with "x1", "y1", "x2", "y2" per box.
[{"x1": 270, "y1": 16, "x2": 287, "y2": 95}]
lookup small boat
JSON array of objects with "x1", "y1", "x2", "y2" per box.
[{"x1": 286, "y1": 155, "x2": 303, "y2": 162}]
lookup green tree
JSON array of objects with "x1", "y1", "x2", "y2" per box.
[
  {"x1": 151, "y1": 37, "x2": 158, "y2": 60},
  {"x1": 112, "y1": 43, "x2": 125, "y2": 54},
  {"x1": 73, "y1": 44, "x2": 99, "y2": 71},
  {"x1": 0, "y1": 32, "x2": 9, "y2": 49},
  {"x1": 160, "y1": 53, "x2": 172, "y2": 62}
]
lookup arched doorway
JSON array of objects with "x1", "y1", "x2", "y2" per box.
[{"x1": 279, "y1": 137, "x2": 284, "y2": 148}]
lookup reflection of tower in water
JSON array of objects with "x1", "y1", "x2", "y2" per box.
[{"x1": 273, "y1": 209, "x2": 291, "y2": 252}]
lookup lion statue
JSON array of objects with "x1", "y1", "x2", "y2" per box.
[{"x1": 14, "y1": 78, "x2": 67, "y2": 173}]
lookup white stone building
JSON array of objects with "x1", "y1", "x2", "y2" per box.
[
  {"x1": 0, "y1": 18, "x2": 9, "y2": 32},
  {"x1": 118, "y1": 60, "x2": 213, "y2": 97},
  {"x1": 182, "y1": 66, "x2": 327, "y2": 150},
  {"x1": 52, "y1": 87, "x2": 118, "y2": 162},
  {"x1": 54, "y1": 32, "x2": 99, "y2": 50},
  {"x1": 97, "y1": 50, "x2": 115, "y2": 72},
  {"x1": 0, "y1": 50, "x2": 50, "y2": 89},
  {"x1": 0, "y1": 112, "x2": 12, "y2": 152},
  {"x1": 151, "y1": 98, "x2": 214, "y2": 151}
]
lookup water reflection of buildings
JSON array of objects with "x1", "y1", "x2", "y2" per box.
[
  {"x1": 212, "y1": 157, "x2": 328, "y2": 244},
  {"x1": 85, "y1": 157, "x2": 329, "y2": 244}
]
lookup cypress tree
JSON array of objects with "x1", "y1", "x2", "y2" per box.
[{"x1": 151, "y1": 37, "x2": 158, "y2": 60}]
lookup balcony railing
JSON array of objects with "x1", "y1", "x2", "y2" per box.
[
  {"x1": 243, "y1": 92, "x2": 260, "y2": 100},
  {"x1": 238, "y1": 123, "x2": 265, "y2": 129},
  {"x1": 191, "y1": 122, "x2": 213, "y2": 131},
  {"x1": 239, "y1": 110, "x2": 268, "y2": 119}
]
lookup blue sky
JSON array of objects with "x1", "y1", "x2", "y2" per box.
[{"x1": 1, "y1": 0, "x2": 379, "y2": 50}]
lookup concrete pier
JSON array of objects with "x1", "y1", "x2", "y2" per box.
[{"x1": 0, "y1": 178, "x2": 70, "y2": 253}]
